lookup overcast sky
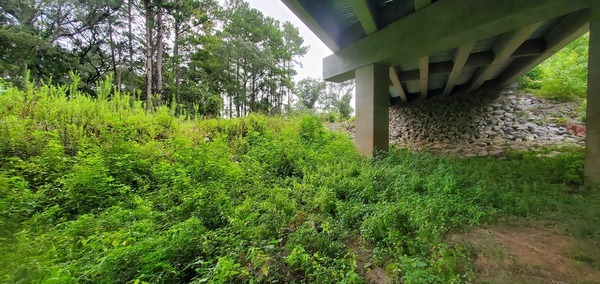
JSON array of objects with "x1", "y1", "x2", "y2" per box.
[{"x1": 246, "y1": 0, "x2": 333, "y2": 81}]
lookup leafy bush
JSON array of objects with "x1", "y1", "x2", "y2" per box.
[
  {"x1": 299, "y1": 115, "x2": 325, "y2": 143},
  {"x1": 518, "y1": 65, "x2": 543, "y2": 91},
  {"x1": 522, "y1": 33, "x2": 589, "y2": 101}
]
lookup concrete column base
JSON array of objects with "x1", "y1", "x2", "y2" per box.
[{"x1": 355, "y1": 64, "x2": 389, "y2": 156}]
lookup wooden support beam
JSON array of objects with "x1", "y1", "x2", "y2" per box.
[
  {"x1": 414, "y1": 0, "x2": 431, "y2": 11},
  {"x1": 490, "y1": 9, "x2": 590, "y2": 88},
  {"x1": 419, "y1": 56, "x2": 429, "y2": 98},
  {"x1": 397, "y1": 62, "x2": 450, "y2": 82},
  {"x1": 281, "y1": 0, "x2": 340, "y2": 51},
  {"x1": 467, "y1": 23, "x2": 543, "y2": 92},
  {"x1": 512, "y1": 38, "x2": 546, "y2": 57},
  {"x1": 396, "y1": 52, "x2": 493, "y2": 82},
  {"x1": 444, "y1": 42, "x2": 475, "y2": 96},
  {"x1": 350, "y1": 0, "x2": 378, "y2": 35},
  {"x1": 323, "y1": 0, "x2": 590, "y2": 81},
  {"x1": 466, "y1": 52, "x2": 495, "y2": 67},
  {"x1": 389, "y1": 66, "x2": 408, "y2": 102}
]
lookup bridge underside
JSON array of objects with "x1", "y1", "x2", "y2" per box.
[{"x1": 282, "y1": 0, "x2": 600, "y2": 183}]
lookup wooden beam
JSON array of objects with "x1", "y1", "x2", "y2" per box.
[
  {"x1": 512, "y1": 38, "x2": 546, "y2": 57},
  {"x1": 389, "y1": 66, "x2": 408, "y2": 102},
  {"x1": 323, "y1": 0, "x2": 591, "y2": 81},
  {"x1": 400, "y1": 62, "x2": 453, "y2": 81},
  {"x1": 491, "y1": 9, "x2": 591, "y2": 89},
  {"x1": 414, "y1": 0, "x2": 431, "y2": 11},
  {"x1": 350, "y1": 0, "x2": 378, "y2": 35},
  {"x1": 419, "y1": 56, "x2": 429, "y2": 98},
  {"x1": 396, "y1": 52, "x2": 493, "y2": 82},
  {"x1": 466, "y1": 52, "x2": 495, "y2": 66},
  {"x1": 281, "y1": 0, "x2": 340, "y2": 51},
  {"x1": 444, "y1": 42, "x2": 475, "y2": 96},
  {"x1": 467, "y1": 23, "x2": 543, "y2": 92}
]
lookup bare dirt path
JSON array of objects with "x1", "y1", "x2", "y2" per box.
[{"x1": 450, "y1": 225, "x2": 600, "y2": 283}]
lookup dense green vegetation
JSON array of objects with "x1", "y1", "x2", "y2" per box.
[
  {"x1": 1, "y1": 79, "x2": 599, "y2": 283},
  {"x1": 520, "y1": 33, "x2": 589, "y2": 102},
  {"x1": 1, "y1": 0, "x2": 597, "y2": 282}
]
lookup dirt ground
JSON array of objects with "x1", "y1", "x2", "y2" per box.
[
  {"x1": 345, "y1": 237, "x2": 392, "y2": 284},
  {"x1": 347, "y1": 223, "x2": 600, "y2": 284},
  {"x1": 450, "y1": 225, "x2": 600, "y2": 284}
]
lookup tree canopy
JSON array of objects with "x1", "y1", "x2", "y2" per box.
[{"x1": 0, "y1": 0, "x2": 319, "y2": 117}]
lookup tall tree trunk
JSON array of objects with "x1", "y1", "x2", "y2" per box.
[
  {"x1": 144, "y1": 0, "x2": 153, "y2": 111},
  {"x1": 24, "y1": 62, "x2": 28, "y2": 82},
  {"x1": 117, "y1": 46, "x2": 122, "y2": 92},
  {"x1": 174, "y1": 22, "x2": 181, "y2": 106},
  {"x1": 287, "y1": 60, "x2": 291, "y2": 111},
  {"x1": 156, "y1": 2, "x2": 164, "y2": 107},
  {"x1": 251, "y1": 75, "x2": 255, "y2": 112},
  {"x1": 108, "y1": 20, "x2": 117, "y2": 89},
  {"x1": 235, "y1": 62, "x2": 240, "y2": 117},
  {"x1": 243, "y1": 66, "x2": 248, "y2": 117},
  {"x1": 229, "y1": 93, "x2": 233, "y2": 118},
  {"x1": 128, "y1": 0, "x2": 134, "y2": 92},
  {"x1": 279, "y1": 63, "x2": 284, "y2": 114}
]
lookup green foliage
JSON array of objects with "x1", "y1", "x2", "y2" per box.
[
  {"x1": 0, "y1": 0, "x2": 122, "y2": 90},
  {"x1": 0, "y1": 0, "x2": 309, "y2": 116},
  {"x1": 286, "y1": 244, "x2": 361, "y2": 283},
  {"x1": 1, "y1": 81, "x2": 598, "y2": 283},
  {"x1": 299, "y1": 116, "x2": 325, "y2": 143},
  {"x1": 580, "y1": 99, "x2": 587, "y2": 122},
  {"x1": 337, "y1": 93, "x2": 354, "y2": 120},
  {"x1": 296, "y1": 77, "x2": 325, "y2": 109},
  {"x1": 521, "y1": 34, "x2": 589, "y2": 101},
  {"x1": 213, "y1": 2, "x2": 308, "y2": 116},
  {"x1": 518, "y1": 65, "x2": 543, "y2": 91}
]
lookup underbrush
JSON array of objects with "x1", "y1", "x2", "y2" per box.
[
  {"x1": 519, "y1": 33, "x2": 588, "y2": 103},
  {"x1": 1, "y1": 79, "x2": 598, "y2": 283}
]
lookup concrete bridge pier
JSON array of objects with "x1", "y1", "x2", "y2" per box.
[
  {"x1": 281, "y1": 0, "x2": 600, "y2": 182},
  {"x1": 355, "y1": 64, "x2": 389, "y2": 156},
  {"x1": 586, "y1": 1, "x2": 600, "y2": 184}
]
